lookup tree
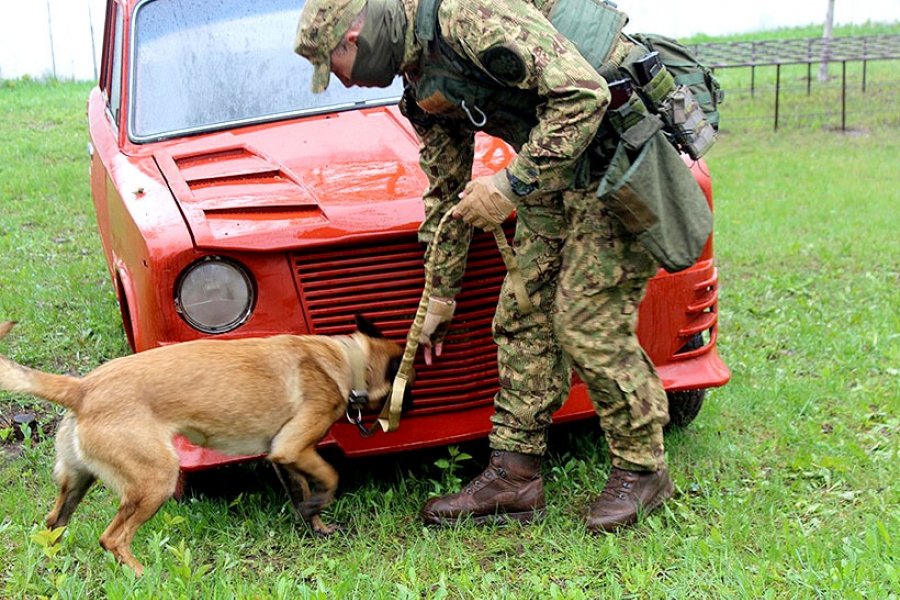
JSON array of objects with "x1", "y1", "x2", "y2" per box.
[{"x1": 819, "y1": 0, "x2": 836, "y2": 82}]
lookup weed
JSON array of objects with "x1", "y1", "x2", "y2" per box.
[{"x1": 430, "y1": 445, "x2": 473, "y2": 494}]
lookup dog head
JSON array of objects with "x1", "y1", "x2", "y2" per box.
[{"x1": 353, "y1": 315, "x2": 414, "y2": 414}]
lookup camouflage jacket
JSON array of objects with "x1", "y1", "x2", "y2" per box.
[{"x1": 400, "y1": 0, "x2": 611, "y2": 297}]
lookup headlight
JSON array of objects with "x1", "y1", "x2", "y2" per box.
[{"x1": 174, "y1": 257, "x2": 254, "y2": 334}]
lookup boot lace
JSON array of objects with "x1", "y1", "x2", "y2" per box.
[
  {"x1": 598, "y1": 469, "x2": 637, "y2": 502},
  {"x1": 464, "y1": 452, "x2": 507, "y2": 494},
  {"x1": 464, "y1": 464, "x2": 504, "y2": 494}
]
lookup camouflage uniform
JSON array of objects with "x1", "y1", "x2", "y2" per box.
[
  {"x1": 297, "y1": 0, "x2": 669, "y2": 472},
  {"x1": 405, "y1": 0, "x2": 669, "y2": 472}
]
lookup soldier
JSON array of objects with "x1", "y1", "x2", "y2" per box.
[{"x1": 294, "y1": 0, "x2": 674, "y2": 532}]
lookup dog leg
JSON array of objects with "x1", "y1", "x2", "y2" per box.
[
  {"x1": 269, "y1": 412, "x2": 340, "y2": 535},
  {"x1": 99, "y1": 500, "x2": 139, "y2": 571},
  {"x1": 271, "y1": 462, "x2": 308, "y2": 518},
  {"x1": 85, "y1": 427, "x2": 180, "y2": 576},
  {"x1": 275, "y1": 452, "x2": 338, "y2": 534},
  {"x1": 46, "y1": 412, "x2": 95, "y2": 531},
  {"x1": 272, "y1": 462, "x2": 338, "y2": 535},
  {"x1": 98, "y1": 476, "x2": 175, "y2": 577},
  {"x1": 46, "y1": 470, "x2": 96, "y2": 530}
]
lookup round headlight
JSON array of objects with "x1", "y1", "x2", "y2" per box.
[{"x1": 175, "y1": 257, "x2": 254, "y2": 334}]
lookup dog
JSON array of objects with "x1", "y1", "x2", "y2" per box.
[{"x1": 0, "y1": 315, "x2": 410, "y2": 575}]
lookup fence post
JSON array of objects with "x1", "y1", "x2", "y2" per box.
[
  {"x1": 751, "y1": 42, "x2": 757, "y2": 97},
  {"x1": 862, "y1": 38, "x2": 868, "y2": 92},
  {"x1": 807, "y1": 39, "x2": 813, "y2": 95},
  {"x1": 774, "y1": 64, "x2": 781, "y2": 131},
  {"x1": 841, "y1": 61, "x2": 847, "y2": 131}
]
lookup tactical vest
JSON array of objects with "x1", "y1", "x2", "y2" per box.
[
  {"x1": 408, "y1": 0, "x2": 627, "y2": 152},
  {"x1": 405, "y1": 0, "x2": 714, "y2": 273}
]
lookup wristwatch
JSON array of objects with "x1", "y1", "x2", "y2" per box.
[{"x1": 506, "y1": 170, "x2": 538, "y2": 197}]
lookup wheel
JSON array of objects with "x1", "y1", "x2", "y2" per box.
[
  {"x1": 666, "y1": 388, "x2": 705, "y2": 429},
  {"x1": 665, "y1": 333, "x2": 708, "y2": 429}
]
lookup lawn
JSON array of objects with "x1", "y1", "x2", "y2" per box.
[{"x1": 1, "y1": 24, "x2": 898, "y2": 599}]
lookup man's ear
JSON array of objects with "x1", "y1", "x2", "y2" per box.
[
  {"x1": 355, "y1": 314, "x2": 385, "y2": 338},
  {"x1": 347, "y1": 28, "x2": 361, "y2": 45}
]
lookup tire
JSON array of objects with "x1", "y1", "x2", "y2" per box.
[
  {"x1": 665, "y1": 333, "x2": 707, "y2": 429},
  {"x1": 666, "y1": 388, "x2": 705, "y2": 429}
]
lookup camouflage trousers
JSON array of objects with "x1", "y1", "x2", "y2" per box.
[{"x1": 489, "y1": 181, "x2": 669, "y2": 472}]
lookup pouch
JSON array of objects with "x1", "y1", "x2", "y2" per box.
[
  {"x1": 639, "y1": 64, "x2": 676, "y2": 106},
  {"x1": 597, "y1": 131, "x2": 713, "y2": 272},
  {"x1": 661, "y1": 84, "x2": 717, "y2": 159},
  {"x1": 606, "y1": 93, "x2": 664, "y2": 151}
]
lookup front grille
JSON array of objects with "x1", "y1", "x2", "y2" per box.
[{"x1": 293, "y1": 229, "x2": 511, "y2": 414}]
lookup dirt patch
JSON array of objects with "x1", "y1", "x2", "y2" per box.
[
  {"x1": 0, "y1": 404, "x2": 60, "y2": 465},
  {"x1": 824, "y1": 125, "x2": 870, "y2": 137}
]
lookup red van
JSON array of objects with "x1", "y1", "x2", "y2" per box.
[{"x1": 88, "y1": 0, "x2": 730, "y2": 472}]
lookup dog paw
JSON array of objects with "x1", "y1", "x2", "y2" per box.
[
  {"x1": 297, "y1": 497, "x2": 326, "y2": 519},
  {"x1": 311, "y1": 517, "x2": 342, "y2": 537}
]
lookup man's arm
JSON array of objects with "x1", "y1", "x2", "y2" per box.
[
  {"x1": 401, "y1": 101, "x2": 478, "y2": 363},
  {"x1": 412, "y1": 115, "x2": 477, "y2": 300}
]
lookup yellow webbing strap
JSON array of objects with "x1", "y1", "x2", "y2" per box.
[
  {"x1": 490, "y1": 226, "x2": 533, "y2": 316},
  {"x1": 372, "y1": 213, "x2": 533, "y2": 433}
]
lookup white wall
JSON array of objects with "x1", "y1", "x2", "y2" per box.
[
  {"x1": 0, "y1": 0, "x2": 106, "y2": 80},
  {"x1": 1, "y1": 0, "x2": 898, "y2": 81}
]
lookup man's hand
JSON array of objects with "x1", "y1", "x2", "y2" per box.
[
  {"x1": 419, "y1": 296, "x2": 456, "y2": 365},
  {"x1": 453, "y1": 171, "x2": 516, "y2": 230}
]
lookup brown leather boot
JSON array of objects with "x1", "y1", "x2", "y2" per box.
[
  {"x1": 585, "y1": 467, "x2": 674, "y2": 533},
  {"x1": 421, "y1": 450, "x2": 545, "y2": 525}
]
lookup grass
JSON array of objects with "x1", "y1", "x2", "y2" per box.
[
  {"x1": 682, "y1": 20, "x2": 900, "y2": 44},
  {"x1": 1, "y1": 32, "x2": 899, "y2": 599}
]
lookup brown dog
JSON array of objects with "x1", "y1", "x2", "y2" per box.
[{"x1": 0, "y1": 316, "x2": 408, "y2": 575}]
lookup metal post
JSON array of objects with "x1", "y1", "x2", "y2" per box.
[
  {"x1": 807, "y1": 40, "x2": 813, "y2": 95},
  {"x1": 862, "y1": 38, "x2": 868, "y2": 92},
  {"x1": 751, "y1": 41, "x2": 758, "y2": 98},
  {"x1": 774, "y1": 64, "x2": 781, "y2": 131},
  {"x1": 841, "y1": 61, "x2": 847, "y2": 131}
]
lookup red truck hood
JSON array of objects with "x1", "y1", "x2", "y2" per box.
[{"x1": 153, "y1": 106, "x2": 430, "y2": 251}]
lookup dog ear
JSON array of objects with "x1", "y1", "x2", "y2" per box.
[{"x1": 354, "y1": 314, "x2": 385, "y2": 338}]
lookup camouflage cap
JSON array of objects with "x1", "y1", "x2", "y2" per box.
[{"x1": 294, "y1": 0, "x2": 368, "y2": 93}]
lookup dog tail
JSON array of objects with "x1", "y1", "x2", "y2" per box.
[{"x1": 0, "y1": 322, "x2": 84, "y2": 411}]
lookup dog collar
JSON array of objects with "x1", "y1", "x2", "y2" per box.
[
  {"x1": 339, "y1": 337, "x2": 369, "y2": 405},
  {"x1": 340, "y1": 337, "x2": 373, "y2": 438}
]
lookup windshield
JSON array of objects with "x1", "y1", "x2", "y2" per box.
[{"x1": 131, "y1": 0, "x2": 403, "y2": 142}]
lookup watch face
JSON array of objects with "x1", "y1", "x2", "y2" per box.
[{"x1": 507, "y1": 171, "x2": 537, "y2": 196}]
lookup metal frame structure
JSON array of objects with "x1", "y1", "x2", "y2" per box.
[{"x1": 691, "y1": 34, "x2": 900, "y2": 130}]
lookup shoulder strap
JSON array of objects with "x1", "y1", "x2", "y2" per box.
[
  {"x1": 415, "y1": 0, "x2": 441, "y2": 44},
  {"x1": 415, "y1": 0, "x2": 505, "y2": 88}
]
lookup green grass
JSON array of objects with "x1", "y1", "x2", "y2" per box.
[
  {"x1": 1, "y1": 36, "x2": 899, "y2": 599},
  {"x1": 682, "y1": 20, "x2": 900, "y2": 44}
]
